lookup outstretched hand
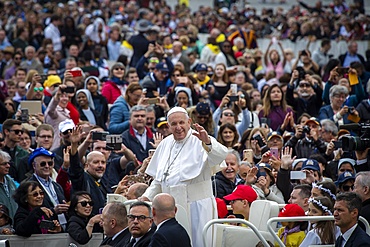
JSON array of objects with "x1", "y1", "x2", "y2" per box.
[
  {"x1": 149, "y1": 132, "x2": 163, "y2": 148},
  {"x1": 192, "y1": 123, "x2": 211, "y2": 144}
]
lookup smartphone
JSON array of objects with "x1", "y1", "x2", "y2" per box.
[
  {"x1": 270, "y1": 147, "x2": 279, "y2": 158},
  {"x1": 62, "y1": 86, "x2": 75, "y2": 93},
  {"x1": 333, "y1": 141, "x2": 342, "y2": 149},
  {"x1": 337, "y1": 67, "x2": 349, "y2": 75},
  {"x1": 39, "y1": 220, "x2": 56, "y2": 230},
  {"x1": 20, "y1": 108, "x2": 29, "y2": 123},
  {"x1": 70, "y1": 70, "x2": 82, "y2": 77},
  {"x1": 106, "y1": 134, "x2": 122, "y2": 150},
  {"x1": 260, "y1": 118, "x2": 269, "y2": 128},
  {"x1": 92, "y1": 131, "x2": 109, "y2": 141},
  {"x1": 230, "y1": 84, "x2": 237, "y2": 95},
  {"x1": 147, "y1": 98, "x2": 159, "y2": 105},
  {"x1": 228, "y1": 95, "x2": 239, "y2": 102},
  {"x1": 243, "y1": 149, "x2": 254, "y2": 163},
  {"x1": 148, "y1": 149, "x2": 156, "y2": 157},
  {"x1": 252, "y1": 134, "x2": 265, "y2": 148},
  {"x1": 290, "y1": 171, "x2": 307, "y2": 180}
]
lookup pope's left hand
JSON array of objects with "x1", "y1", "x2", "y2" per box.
[{"x1": 192, "y1": 123, "x2": 211, "y2": 144}]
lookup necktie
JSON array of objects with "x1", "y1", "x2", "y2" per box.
[
  {"x1": 127, "y1": 238, "x2": 136, "y2": 247},
  {"x1": 102, "y1": 236, "x2": 112, "y2": 245},
  {"x1": 337, "y1": 235, "x2": 344, "y2": 247}
]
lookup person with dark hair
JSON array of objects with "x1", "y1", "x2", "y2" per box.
[
  {"x1": 44, "y1": 15, "x2": 64, "y2": 52},
  {"x1": 60, "y1": 17, "x2": 82, "y2": 51},
  {"x1": 216, "y1": 123, "x2": 239, "y2": 148},
  {"x1": 13, "y1": 181, "x2": 62, "y2": 237},
  {"x1": 126, "y1": 201, "x2": 155, "y2": 247},
  {"x1": 11, "y1": 27, "x2": 29, "y2": 52},
  {"x1": 66, "y1": 191, "x2": 101, "y2": 245},
  {"x1": 128, "y1": 19, "x2": 150, "y2": 67},
  {"x1": 334, "y1": 192, "x2": 370, "y2": 246},
  {"x1": 312, "y1": 38, "x2": 332, "y2": 69},
  {"x1": 353, "y1": 171, "x2": 370, "y2": 230},
  {"x1": 1, "y1": 119, "x2": 28, "y2": 182},
  {"x1": 100, "y1": 202, "x2": 130, "y2": 246},
  {"x1": 0, "y1": 150, "x2": 17, "y2": 220}
]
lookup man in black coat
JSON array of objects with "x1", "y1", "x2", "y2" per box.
[
  {"x1": 100, "y1": 202, "x2": 130, "y2": 247},
  {"x1": 149, "y1": 193, "x2": 191, "y2": 247},
  {"x1": 334, "y1": 192, "x2": 370, "y2": 247},
  {"x1": 129, "y1": 20, "x2": 150, "y2": 67},
  {"x1": 125, "y1": 201, "x2": 156, "y2": 247}
]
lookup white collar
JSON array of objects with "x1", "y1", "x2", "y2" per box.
[
  {"x1": 342, "y1": 223, "x2": 357, "y2": 242},
  {"x1": 112, "y1": 227, "x2": 127, "y2": 241}
]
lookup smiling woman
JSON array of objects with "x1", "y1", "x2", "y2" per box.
[
  {"x1": 13, "y1": 181, "x2": 62, "y2": 237},
  {"x1": 76, "y1": 89, "x2": 106, "y2": 130}
]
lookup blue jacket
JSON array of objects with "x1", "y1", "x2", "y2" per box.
[
  {"x1": 318, "y1": 105, "x2": 352, "y2": 126},
  {"x1": 109, "y1": 96, "x2": 130, "y2": 134}
]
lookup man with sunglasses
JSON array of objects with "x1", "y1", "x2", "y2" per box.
[
  {"x1": 28, "y1": 147, "x2": 69, "y2": 229},
  {"x1": 336, "y1": 171, "x2": 355, "y2": 193},
  {"x1": 1, "y1": 119, "x2": 28, "y2": 182},
  {"x1": 286, "y1": 70, "x2": 323, "y2": 119}
]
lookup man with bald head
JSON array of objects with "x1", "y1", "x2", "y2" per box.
[
  {"x1": 126, "y1": 183, "x2": 148, "y2": 200},
  {"x1": 149, "y1": 193, "x2": 191, "y2": 247},
  {"x1": 171, "y1": 41, "x2": 190, "y2": 73}
]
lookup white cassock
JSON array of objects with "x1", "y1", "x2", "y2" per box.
[{"x1": 144, "y1": 129, "x2": 228, "y2": 247}]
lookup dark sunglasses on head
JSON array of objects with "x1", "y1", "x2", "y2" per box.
[
  {"x1": 39, "y1": 161, "x2": 54, "y2": 167},
  {"x1": 342, "y1": 185, "x2": 354, "y2": 191},
  {"x1": 10, "y1": 129, "x2": 24, "y2": 135},
  {"x1": 30, "y1": 191, "x2": 44, "y2": 197},
  {"x1": 79, "y1": 201, "x2": 94, "y2": 207}
]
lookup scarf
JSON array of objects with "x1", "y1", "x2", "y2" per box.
[
  {"x1": 280, "y1": 225, "x2": 301, "y2": 244},
  {"x1": 110, "y1": 76, "x2": 126, "y2": 86}
]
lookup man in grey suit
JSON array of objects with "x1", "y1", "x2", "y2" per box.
[{"x1": 20, "y1": 46, "x2": 43, "y2": 74}]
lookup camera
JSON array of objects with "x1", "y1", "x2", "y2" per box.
[
  {"x1": 296, "y1": 66, "x2": 306, "y2": 81},
  {"x1": 92, "y1": 131, "x2": 108, "y2": 141},
  {"x1": 303, "y1": 125, "x2": 311, "y2": 134},
  {"x1": 106, "y1": 135, "x2": 122, "y2": 150},
  {"x1": 349, "y1": 106, "x2": 355, "y2": 114},
  {"x1": 340, "y1": 123, "x2": 370, "y2": 151}
]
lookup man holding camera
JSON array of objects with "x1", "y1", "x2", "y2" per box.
[
  {"x1": 285, "y1": 117, "x2": 327, "y2": 159},
  {"x1": 286, "y1": 69, "x2": 323, "y2": 118}
]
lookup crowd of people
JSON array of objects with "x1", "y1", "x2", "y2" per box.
[{"x1": 0, "y1": 0, "x2": 370, "y2": 246}]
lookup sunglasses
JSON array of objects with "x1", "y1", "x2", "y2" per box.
[
  {"x1": 62, "y1": 129, "x2": 72, "y2": 135},
  {"x1": 197, "y1": 115, "x2": 209, "y2": 119},
  {"x1": 127, "y1": 214, "x2": 151, "y2": 222},
  {"x1": 299, "y1": 83, "x2": 311, "y2": 88},
  {"x1": 230, "y1": 199, "x2": 243, "y2": 204},
  {"x1": 223, "y1": 112, "x2": 235, "y2": 117},
  {"x1": 172, "y1": 74, "x2": 181, "y2": 77},
  {"x1": 148, "y1": 67, "x2": 156, "y2": 70},
  {"x1": 342, "y1": 185, "x2": 354, "y2": 191},
  {"x1": 114, "y1": 67, "x2": 125, "y2": 71},
  {"x1": 10, "y1": 129, "x2": 24, "y2": 135},
  {"x1": 149, "y1": 59, "x2": 159, "y2": 63},
  {"x1": 38, "y1": 161, "x2": 54, "y2": 167},
  {"x1": 160, "y1": 71, "x2": 168, "y2": 75},
  {"x1": 79, "y1": 201, "x2": 94, "y2": 207},
  {"x1": 30, "y1": 191, "x2": 44, "y2": 198},
  {"x1": 4, "y1": 102, "x2": 14, "y2": 107},
  {"x1": 34, "y1": 87, "x2": 44, "y2": 92}
]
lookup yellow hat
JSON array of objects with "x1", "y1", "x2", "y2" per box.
[{"x1": 44, "y1": 75, "x2": 62, "y2": 88}]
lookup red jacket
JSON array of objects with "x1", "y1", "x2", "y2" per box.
[{"x1": 101, "y1": 81, "x2": 122, "y2": 104}]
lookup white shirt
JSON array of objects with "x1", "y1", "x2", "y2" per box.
[
  {"x1": 133, "y1": 128, "x2": 147, "y2": 150},
  {"x1": 44, "y1": 23, "x2": 62, "y2": 51}
]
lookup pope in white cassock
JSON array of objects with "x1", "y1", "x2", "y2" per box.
[{"x1": 142, "y1": 107, "x2": 228, "y2": 247}]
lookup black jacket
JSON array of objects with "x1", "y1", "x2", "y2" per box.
[
  {"x1": 286, "y1": 83, "x2": 323, "y2": 118},
  {"x1": 149, "y1": 218, "x2": 191, "y2": 247},
  {"x1": 68, "y1": 152, "x2": 110, "y2": 215},
  {"x1": 359, "y1": 198, "x2": 370, "y2": 231},
  {"x1": 128, "y1": 33, "x2": 149, "y2": 67},
  {"x1": 78, "y1": 106, "x2": 107, "y2": 130},
  {"x1": 67, "y1": 215, "x2": 92, "y2": 245},
  {"x1": 338, "y1": 52, "x2": 366, "y2": 67},
  {"x1": 335, "y1": 225, "x2": 370, "y2": 247},
  {"x1": 14, "y1": 206, "x2": 58, "y2": 237},
  {"x1": 123, "y1": 226, "x2": 156, "y2": 247},
  {"x1": 285, "y1": 136, "x2": 327, "y2": 159},
  {"x1": 100, "y1": 227, "x2": 131, "y2": 247},
  {"x1": 122, "y1": 126, "x2": 154, "y2": 163},
  {"x1": 212, "y1": 171, "x2": 245, "y2": 200}
]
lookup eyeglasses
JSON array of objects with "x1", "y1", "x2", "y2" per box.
[
  {"x1": 10, "y1": 129, "x2": 24, "y2": 135},
  {"x1": 197, "y1": 115, "x2": 209, "y2": 120},
  {"x1": 334, "y1": 95, "x2": 346, "y2": 99},
  {"x1": 38, "y1": 161, "x2": 54, "y2": 167},
  {"x1": 172, "y1": 74, "x2": 181, "y2": 77},
  {"x1": 148, "y1": 67, "x2": 156, "y2": 71},
  {"x1": 223, "y1": 112, "x2": 235, "y2": 117},
  {"x1": 38, "y1": 135, "x2": 53, "y2": 139},
  {"x1": 4, "y1": 102, "x2": 14, "y2": 107},
  {"x1": 30, "y1": 191, "x2": 44, "y2": 198},
  {"x1": 0, "y1": 161, "x2": 10, "y2": 166},
  {"x1": 299, "y1": 83, "x2": 311, "y2": 88},
  {"x1": 18, "y1": 86, "x2": 25, "y2": 89},
  {"x1": 34, "y1": 87, "x2": 44, "y2": 92},
  {"x1": 14, "y1": 57, "x2": 22, "y2": 60},
  {"x1": 79, "y1": 201, "x2": 94, "y2": 207},
  {"x1": 114, "y1": 67, "x2": 125, "y2": 71},
  {"x1": 342, "y1": 185, "x2": 354, "y2": 191},
  {"x1": 127, "y1": 214, "x2": 151, "y2": 222},
  {"x1": 160, "y1": 71, "x2": 168, "y2": 75},
  {"x1": 149, "y1": 59, "x2": 159, "y2": 63},
  {"x1": 62, "y1": 129, "x2": 72, "y2": 135}
]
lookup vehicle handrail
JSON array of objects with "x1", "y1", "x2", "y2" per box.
[
  {"x1": 202, "y1": 219, "x2": 271, "y2": 247},
  {"x1": 267, "y1": 216, "x2": 370, "y2": 247}
]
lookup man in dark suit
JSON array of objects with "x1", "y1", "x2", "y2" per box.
[
  {"x1": 125, "y1": 201, "x2": 155, "y2": 247},
  {"x1": 334, "y1": 192, "x2": 370, "y2": 247},
  {"x1": 28, "y1": 147, "x2": 69, "y2": 228},
  {"x1": 171, "y1": 41, "x2": 190, "y2": 73},
  {"x1": 149, "y1": 193, "x2": 191, "y2": 247},
  {"x1": 100, "y1": 202, "x2": 130, "y2": 247},
  {"x1": 129, "y1": 20, "x2": 150, "y2": 67},
  {"x1": 353, "y1": 171, "x2": 370, "y2": 230}
]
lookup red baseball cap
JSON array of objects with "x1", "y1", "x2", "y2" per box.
[
  {"x1": 223, "y1": 185, "x2": 257, "y2": 204},
  {"x1": 278, "y1": 204, "x2": 305, "y2": 217},
  {"x1": 215, "y1": 198, "x2": 228, "y2": 218}
]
